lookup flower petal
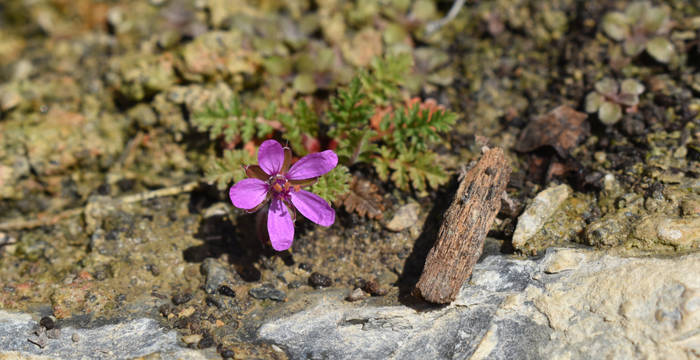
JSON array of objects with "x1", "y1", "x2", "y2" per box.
[
  {"x1": 258, "y1": 139, "x2": 285, "y2": 176},
  {"x1": 286, "y1": 150, "x2": 338, "y2": 180},
  {"x1": 290, "y1": 190, "x2": 335, "y2": 227},
  {"x1": 229, "y1": 178, "x2": 268, "y2": 210},
  {"x1": 267, "y1": 198, "x2": 295, "y2": 251}
]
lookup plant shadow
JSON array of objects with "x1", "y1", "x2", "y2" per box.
[
  {"x1": 396, "y1": 173, "x2": 460, "y2": 311},
  {"x1": 182, "y1": 184, "x2": 291, "y2": 282}
]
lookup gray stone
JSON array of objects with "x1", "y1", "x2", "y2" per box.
[
  {"x1": 250, "y1": 287, "x2": 287, "y2": 302},
  {"x1": 202, "y1": 257, "x2": 236, "y2": 295},
  {"x1": 259, "y1": 248, "x2": 700, "y2": 360},
  {"x1": 0, "y1": 312, "x2": 205, "y2": 359}
]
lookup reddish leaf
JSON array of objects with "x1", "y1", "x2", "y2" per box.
[{"x1": 515, "y1": 105, "x2": 589, "y2": 157}]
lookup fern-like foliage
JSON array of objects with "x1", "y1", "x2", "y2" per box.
[
  {"x1": 380, "y1": 104, "x2": 457, "y2": 151},
  {"x1": 310, "y1": 165, "x2": 351, "y2": 204},
  {"x1": 197, "y1": 53, "x2": 456, "y2": 198},
  {"x1": 375, "y1": 104, "x2": 455, "y2": 192},
  {"x1": 322, "y1": 54, "x2": 457, "y2": 193},
  {"x1": 204, "y1": 149, "x2": 255, "y2": 190},
  {"x1": 327, "y1": 78, "x2": 377, "y2": 165},
  {"x1": 279, "y1": 100, "x2": 318, "y2": 156},
  {"x1": 373, "y1": 144, "x2": 448, "y2": 192},
  {"x1": 192, "y1": 97, "x2": 274, "y2": 144}
]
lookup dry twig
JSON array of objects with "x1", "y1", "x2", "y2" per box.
[{"x1": 0, "y1": 181, "x2": 199, "y2": 231}]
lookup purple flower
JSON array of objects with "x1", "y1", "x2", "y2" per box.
[{"x1": 228, "y1": 139, "x2": 338, "y2": 251}]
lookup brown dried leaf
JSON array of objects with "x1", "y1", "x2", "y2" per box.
[
  {"x1": 338, "y1": 176, "x2": 384, "y2": 219},
  {"x1": 515, "y1": 105, "x2": 589, "y2": 157}
]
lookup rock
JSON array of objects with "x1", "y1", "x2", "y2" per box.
[
  {"x1": 181, "y1": 334, "x2": 202, "y2": 345},
  {"x1": 217, "y1": 285, "x2": 236, "y2": 298},
  {"x1": 0, "y1": 312, "x2": 205, "y2": 359},
  {"x1": 630, "y1": 215, "x2": 700, "y2": 250},
  {"x1": 201, "y1": 258, "x2": 236, "y2": 295},
  {"x1": 308, "y1": 272, "x2": 332, "y2": 288},
  {"x1": 361, "y1": 280, "x2": 388, "y2": 297},
  {"x1": 681, "y1": 197, "x2": 700, "y2": 217},
  {"x1": 385, "y1": 203, "x2": 420, "y2": 232},
  {"x1": 171, "y1": 293, "x2": 193, "y2": 305},
  {"x1": 249, "y1": 287, "x2": 287, "y2": 302},
  {"x1": 542, "y1": 250, "x2": 583, "y2": 273},
  {"x1": 259, "y1": 248, "x2": 699, "y2": 360},
  {"x1": 287, "y1": 281, "x2": 304, "y2": 289},
  {"x1": 39, "y1": 316, "x2": 55, "y2": 330},
  {"x1": 346, "y1": 288, "x2": 369, "y2": 302},
  {"x1": 276, "y1": 270, "x2": 297, "y2": 284},
  {"x1": 584, "y1": 212, "x2": 634, "y2": 247},
  {"x1": 512, "y1": 184, "x2": 572, "y2": 251}
]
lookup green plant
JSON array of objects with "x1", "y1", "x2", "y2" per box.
[
  {"x1": 205, "y1": 149, "x2": 255, "y2": 190},
  {"x1": 324, "y1": 55, "x2": 457, "y2": 193},
  {"x1": 311, "y1": 165, "x2": 352, "y2": 204},
  {"x1": 372, "y1": 104, "x2": 457, "y2": 191},
  {"x1": 327, "y1": 77, "x2": 377, "y2": 165},
  {"x1": 192, "y1": 97, "x2": 275, "y2": 144},
  {"x1": 201, "y1": 54, "x2": 457, "y2": 198},
  {"x1": 278, "y1": 100, "x2": 319, "y2": 156},
  {"x1": 585, "y1": 78, "x2": 644, "y2": 125},
  {"x1": 601, "y1": 1, "x2": 675, "y2": 63}
]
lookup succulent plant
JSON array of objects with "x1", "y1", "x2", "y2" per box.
[
  {"x1": 585, "y1": 78, "x2": 644, "y2": 125},
  {"x1": 601, "y1": 1, "x2": 675, "y2": 63}
]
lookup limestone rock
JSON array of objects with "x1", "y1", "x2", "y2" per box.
[
  {"x1": 630, "y1": 215, "x2": 700, "y2": 250},
  {"x1": 512, "y1": 184, "x2": 572, "y2": 250},
  {"x1": 0, "y1": 312, "x2": 206, "y2": 359},
  {"x1": 385, "y1": 203, "x2": 421, "y2": 232},
  {"x1": 259, "y1": 248, "x2": 700, "y2": 360}
]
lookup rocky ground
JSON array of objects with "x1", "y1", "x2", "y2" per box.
[{"x1": 0, "y1": 0, "x2": 698, "y2": 359}]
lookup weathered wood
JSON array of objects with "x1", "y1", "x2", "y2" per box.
[{"x1": 415, "y1": 147, "x2": 511, "y2": 304}]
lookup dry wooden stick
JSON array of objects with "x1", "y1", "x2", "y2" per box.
[
  {"x1": 0, "y1": 181, "x2": 199, "y2": 231},
  {"x1": 415, "y1": 147, "x2": 511, "y2": 304}
]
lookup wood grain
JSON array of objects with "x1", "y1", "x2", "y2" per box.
[{"x1": 415, "y1": 147, "x2": 511, "y2": 304}]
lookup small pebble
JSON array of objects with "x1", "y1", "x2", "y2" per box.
[
  {"x1": 249, "y1": 287, "x2": 287, "y2": 301},
  {"x1": 71, "y1": 333, "x2": 79, "y2": 342},
  {"x1": 309, "y1": 272, "x2": 332, "y2": 288},
  {"x1": 198, "y1": 334, "x2": 215, "y2": 349},
  {"x1": 217, "y1": 285, "x2": 236, "y2": 298},
  {"x1": 172, "y1": 293, "x2": 193, "y2": 305},
  {"x1": 220, "y1": 348, "x2": 235, "y2": 359},
  {"x1": 346, "y1": 288, "x2": 369, "y2": 302},
  {"x1": 205, "y1": 296, "x2": 222, "y2": 309},
  {"x1": 216, "y1": 344, "x2": 236, "y2": 359},
  {"x1": 287, "y1": 280, "x2": 304, "y2": 289},
  {"x1": 298, "y1": 262, "x2": 312, "y2": 271},
  {"x1": 182, "y1": 334, "x2": 202, "y2": 345},
  {"x1": 146, "y1": 264, "x2": 160, "y2": 276},
  {"x1": 362, "y1": 279, "x2": 388, "y2": 296},
  {"x1": 39, "y1": 316, "x2": 55, "y2": 330},
  {"x1": 174, "y1": 318, "x2": 189, "y2": 329}
]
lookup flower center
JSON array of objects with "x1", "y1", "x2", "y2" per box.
[{"x1": 269, "y1": 174, "x2": 291, "y2": 200}]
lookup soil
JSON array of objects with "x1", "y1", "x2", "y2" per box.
[{"x1": 0, "y1": 0, "x2": 698, "y2": 358}]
